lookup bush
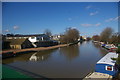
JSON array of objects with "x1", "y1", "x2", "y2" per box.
[
  {"x1": 117, "y1": 48, "x2": 120, "y2": 53},
  {"x1": 116, "y1": 54, "x2": 120, "y2": 65},
  {"x1": 111, "y1": 58, "x2": 117, "y2": 60}
]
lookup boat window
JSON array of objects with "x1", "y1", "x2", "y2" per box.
[{"x1": 105, "y1": 66, "x2": 113, "y2": 71}]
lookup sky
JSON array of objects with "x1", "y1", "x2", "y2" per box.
[{"x1": 2, "y1": 2, "x2": 119, "y2": 37}]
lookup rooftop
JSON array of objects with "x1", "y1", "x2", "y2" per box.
[
  {"x1": 3, "y1": 34, "x2": 46, "y2": 37},
  {"x1": 6, "y1": 39, "x2": 27, "y2": 45},
  {"x1": 97, "y1": 52, "x2": 118, "y2": 65}
]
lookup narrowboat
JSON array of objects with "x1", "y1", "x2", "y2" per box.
[
  {"x1": 95, "y1": 52, "x2": 118, "y2": 76},
  {"x1": 105, "y1": 44, "x2": 118, "y2": 50}
]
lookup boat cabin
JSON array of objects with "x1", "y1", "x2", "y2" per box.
[{"x1": 95, "y1": 52, "x2": 118, "y2": 76}]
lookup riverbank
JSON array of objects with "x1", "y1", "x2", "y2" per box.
[{"x1": 1, "y1": 44, "x2": 69, "y2": 58}]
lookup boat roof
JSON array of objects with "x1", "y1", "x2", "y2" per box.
[{"x1": 97, "y1": 52, "x2": 118, "y2": 65}]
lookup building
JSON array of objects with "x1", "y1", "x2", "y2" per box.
[
  {"x1": 95, "y1": 52, "x2": 118, "y2": 76},
  {"x1": 4, "y1": 34, "x2": 50, "y2": 40},
  {"x1": 3, "y1": 34, "x2": 58, "y2": 48},
  {"x1": 2, "y1": 41, "x2": 11, "y2": 50},
  {"x1": 82, "y1": 36, "x2": 87, "y2": 40},
  {"x1": 35, "y1": 40, "x2": 58, "y2": 47},
  {"x1": 28, "y1": 34, "x2": 51, "y2": 47},
  {"x1": 6, "y1": 39, "x2": 33, "y2": 49},
  {"x1": 3, "y1": 34, "x2": 51, "y2": 47},
  {"x1": 28, "y1": 34, "x2": 50, "y2": 43},
  {"x1": 52, "y1": 35, "x2": 61, "y2": 40}
]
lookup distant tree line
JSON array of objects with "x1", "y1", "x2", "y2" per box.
[
  {"x1": 92, "y1": 27, "x2": 120, "y2": 45},
  {"x1": 44, "y1": 29, "x2": 52, "y2": 37}
]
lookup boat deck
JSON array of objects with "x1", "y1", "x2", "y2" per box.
[{"x1": 83, "y1": 72, "x2": 112, "y2": 80}]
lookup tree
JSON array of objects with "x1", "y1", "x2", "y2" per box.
[
  {"x1": 44, "y1": 29, "x2": 52, "y2": 37},
  {"x1": 60, "y1": 28, "x2": 80, "y2": 44},
  {"x1": 86, "y1": 37, "x2": 91, "y2": 41},
  {"x1": 109, "y1": 33, "x2": 119, "y2": 45},
  {"x1": 100, "y1": 27, "x2": 113, "y2": 43},
  {"x1": 92, "y1": 35, "x2": 100, "y2": 41}
]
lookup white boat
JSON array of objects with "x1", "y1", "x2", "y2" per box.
[{"x1": 105, "y1": 44, "x2": 118, "y2": 50}]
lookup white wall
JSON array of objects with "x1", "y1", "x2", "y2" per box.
[{"x1": 28, "y1": 37, "x2": 37, "y2": 43}]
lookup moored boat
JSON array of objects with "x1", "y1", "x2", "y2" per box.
[
  {"x1": 95, "y1": 52, "x2": 118, "y2": 76},
  {"x1": 105, "y1": 44, "x2": 118, "y2": 50},
  {"x1": 83, "y1": 52, "x2": 118, "y2": 80}
]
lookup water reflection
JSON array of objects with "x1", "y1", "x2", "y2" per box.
[
  {"x1": 93, "y1": 42, "x2": 107, "y2": 55},
  {"x1": 60, "y1": 44, "x2": 80, "y2": 60},
  {"x1": 29, "y1": 52, "x2": 38, "y2": 61},
  {"x1": 3, "y1": 49, "x2": 56, "y2": 63},
  {"x1": 31, "y1": 50, "x2": 53, "y2": 62},
  {"x1": 78, "y1": 41, "x2": 84, "y2": 46},
  {"x1": 93, "y1": 42, "x2": 100, "y2": 48}
]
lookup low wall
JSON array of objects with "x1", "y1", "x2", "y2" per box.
[{"x1": 2, "y1": 44, "x2": 68, "y2": 59}]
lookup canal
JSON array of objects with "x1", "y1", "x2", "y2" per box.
[{"x1": 2, "y1": 41, "x2": 108, "y2": 78}]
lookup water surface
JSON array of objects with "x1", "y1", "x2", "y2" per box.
[{"x1": 3, "y1": 41, "x2": 107, "y2": 78}]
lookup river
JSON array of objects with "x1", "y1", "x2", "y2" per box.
[{"x1": 2, "y1": 41, "x2": 108, "y2": 78}]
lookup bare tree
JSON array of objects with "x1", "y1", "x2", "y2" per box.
[
  {"x1": 60, "y1": 28, "x2": 80, "y2": 44},
  {"x1": 100, "y1": 27, "x2": 113, "y2": 43},
  {"x1": 109, "y1": 32, "x2": 120, "y2": 45},
  {"x1": 44, "y1": 29, "x2": 52, "y2": 37},
  {"x1": 92, "y1": 35, "x2": 100, "y2": 41}
]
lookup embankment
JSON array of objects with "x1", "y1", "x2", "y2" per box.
[{"x1": 1, "y1": 44, "x2": 69, "y2": 58}]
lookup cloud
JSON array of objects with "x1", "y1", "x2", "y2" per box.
[
  {"x1": 114, "y1": 16, "x2": 120, "y2": 21},
  {"x1": 86, "y1": 5, "x2": 92, "y2": 9},
  {"x1": 81, "y1": 24, "x2": 92, "y2": 27},
  {"x1": 105, "y1": 18, "x2": 114, "y2": 22},
  {"x1": 81, "y1": 23, "x2": 101, "y2": 27},
  {"x1": 105, "y1": 16, "x2": 120, "y2": 22},
  {"x1": 13, "y1": 25, "x2": 19, "y2": 30},
  {"x1": 90, "y1": 11, "x2": 98, "y2": 16},
  {"x1": 68, "y1": 18, "x2": 72, "y2": 21},
  {"x1": 71, "y1": 27, "x2": 77, "y2": 29},
  {"x1": 5, "y1": 29, "x2": 10, "y2": 32},
  {"x1": 95, "y1": 23, "x2": 101, "y2": 26}
]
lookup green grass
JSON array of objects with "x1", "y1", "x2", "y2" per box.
[{"x1": 2, "y1": 65, "x2": 34, "y2": 79}]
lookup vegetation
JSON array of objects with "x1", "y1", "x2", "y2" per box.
[
  {"x1": 92, "y1": 27, "x2": 120, "y2": 45},
  {"x1": 100, "y1": 27, "x2": 113, "y2": 43},
  {"x1": 92, "y1": 35, "x2": 100, "y2": 41},
  {"x1": 117, "y1": 47, "x2": 120, "y2": 53},
  {"x1": 109, "y1": 33, "x2": 119, "y2": 46},
  {"x1": 44, "y1": 29, "x2": 52, "y2": 37},
  {"x1": 116, "y1": 54, "x2": 120, "y2": 65},
  {"x1": 111, "y1": 57, "x2": 117, "y2": 60},
  {"x1": 60, "y1": 28, "x2": 80, "y2": 44},
  {"x1": 116, "y1": 47, "x2": 120, "y2": 65}
]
